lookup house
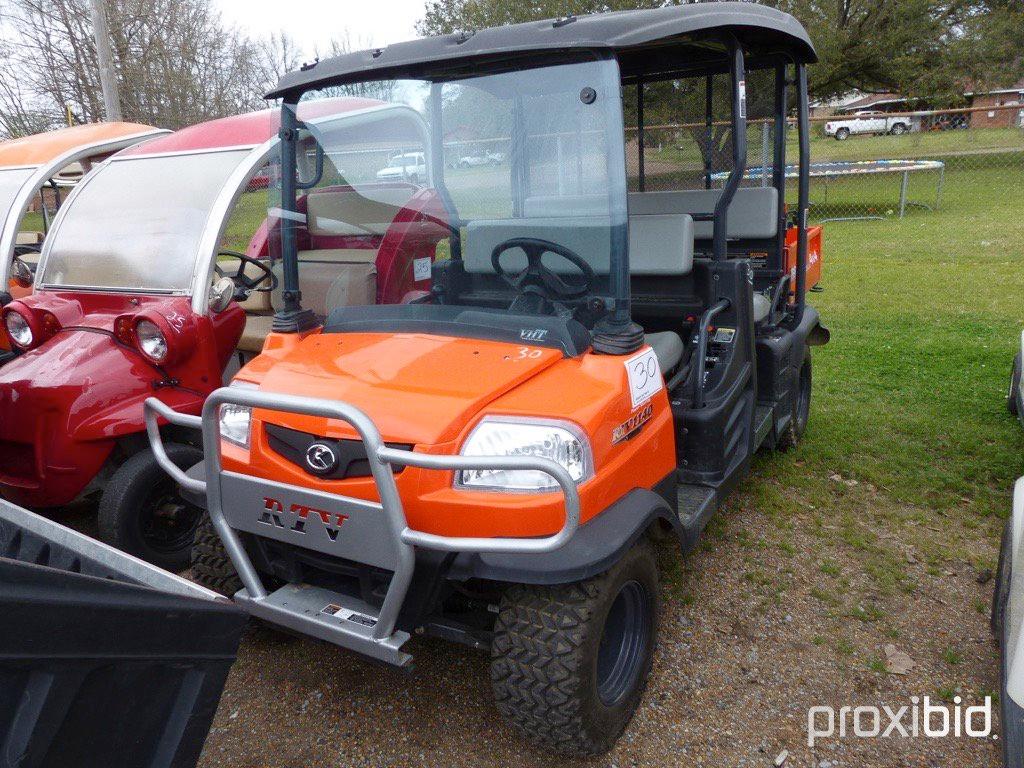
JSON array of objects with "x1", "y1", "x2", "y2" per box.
[
  {"x1": 834, "y1": 93, "x2": 914, "y2": 115},
  {"x1": 966, "y1": 80, "x2": 1024, "y2": 129}
]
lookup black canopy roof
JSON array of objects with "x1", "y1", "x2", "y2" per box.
[{"x1": 267, "y1": 2, "x2": 816, "y2": 99}]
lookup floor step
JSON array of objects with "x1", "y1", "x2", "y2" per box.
[
  {"x1": 754, "y1": 404, "x2": 774, "y2": 448},
  {"x1": 676, "y1": 482, "x2": 717, "y2": 543}
]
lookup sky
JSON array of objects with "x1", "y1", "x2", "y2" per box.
[{"x1": 214, "y1": 0, "x2": 425, "y2": 56}]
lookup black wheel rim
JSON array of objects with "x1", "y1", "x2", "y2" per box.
[
  {"x1": 596, "y1": 580, "x2": 651, "y2": 706},
  {"x1": 137, "y1": 482, "x2": 203, "y2": 555}
]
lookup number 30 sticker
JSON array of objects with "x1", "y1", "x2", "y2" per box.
[{"x1": 625, "y1": 348, "x2": 662, "y2": 408}]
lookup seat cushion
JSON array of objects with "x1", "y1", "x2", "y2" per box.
[
  {"x1": 645, "y1": 331, "x2": 685, "y2": 374},
  {"x1": 305, "y1": 187, "x2": 415, "y2": 237},
  {"x1": 270, "y1": 249, "x2": 378, "y2": 316},
  {"x1": 628, "y1": 188, "x2": 779, "y2": 240},
  {"x1": 238, "y1": 313, "x2": 274, "y2": 354}
]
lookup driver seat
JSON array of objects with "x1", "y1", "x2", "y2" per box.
[{"x1": 645, "y1": 332, "x2": 686, "y2": 376}]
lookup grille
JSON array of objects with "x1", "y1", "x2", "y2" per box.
[{"x1": 265, "y1": 424, "x2": 411, "y2": 480}]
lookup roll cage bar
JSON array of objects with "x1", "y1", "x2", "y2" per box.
[{"x1": 272, "y1": 22, "x2": 812, "y2": 337}]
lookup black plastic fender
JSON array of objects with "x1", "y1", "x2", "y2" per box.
[
  {"x1": 448, "y1": 487, "x2": 679, "y2": 586},
  {"x1": 799, "y1": 305, "x2": 830, "y2": 347}
]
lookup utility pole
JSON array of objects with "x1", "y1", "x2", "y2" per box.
[{"x1": 88, "y1": 0, "x2": 122, "y2": 121}]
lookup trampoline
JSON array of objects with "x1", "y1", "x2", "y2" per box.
[{"x1": 715, "y1": 159, "x2": 946, "y2": 222}]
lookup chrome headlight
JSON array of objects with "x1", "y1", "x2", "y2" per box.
[
  {"x1": 455, "y1": 418, "x2": 593, "y2": 492},
  {"x1": 4, "y1": 310, "x2": 33, "y2": 348},
  {"x1": 135, "y1": 319, "x2": 168, "y2": 363},
  {"x1": 219, "y1": 403, "x2": 252, "y2": 448}
]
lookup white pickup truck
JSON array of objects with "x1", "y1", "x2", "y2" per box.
[{"x1": 824, "y1": 111, "x2": 913, "y2": 140}]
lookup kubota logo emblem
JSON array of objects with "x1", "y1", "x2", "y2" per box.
[
  {"x1": 259, "y1": 496, "x2": 349, "y2": 542},
  {"x1": 305, "y1": 443, "x2": 337, "y2": 473}
]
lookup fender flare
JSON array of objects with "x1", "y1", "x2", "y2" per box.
[
  {"x1": 448, "y1": 488, "x2": 680, "y2": 586},
  {"x1": 798, "y1": 306, "x2": 830, "y2": 347}
]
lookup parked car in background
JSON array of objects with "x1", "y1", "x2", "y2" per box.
[
  {"x1": 456, "y1": 150, "x2": 504, "y2": 168},
  {"x1": 824, "y1": 111, "x2": 913, "y2": 140},
  {"x1": 376, "y1": 151, "x2": 427, "y2": 183}
]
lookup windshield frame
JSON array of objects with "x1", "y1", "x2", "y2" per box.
[
  {"x1": 0, "y1": 128, "x2": 166, "y2": 290},
  {"x1": 274, "y1": 50, "x2": 631, "y2": 329}
]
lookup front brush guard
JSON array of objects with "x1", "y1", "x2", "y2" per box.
[{"x1": 144, "y1": 388, "x2": 580, "y2": 667}]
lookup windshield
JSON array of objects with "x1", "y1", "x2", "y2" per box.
[
  {"x1": 273, "y1": 57, "x2": 628, "y2": 325},
  {"x1": 0, "y1": 167, "x2": 36, "y2": 239},
  {"x1": 39, "y1": 149, "x2": 251, "y2": 292}
]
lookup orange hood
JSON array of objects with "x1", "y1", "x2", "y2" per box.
[{"x1": 254, "y1": 332, "x2": 564, "y2": 445}]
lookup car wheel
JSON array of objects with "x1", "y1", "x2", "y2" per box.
[
  {"x1": 97, "y1": 444, "x2": 204, "y2": 571},
  {"x1": 890, "y1": 123, "x2": 908, "y2": 135},
  {"x1": 994, "y1": 517, "x2": 1024, "y2": 765},
  {"x1": 490, "y1": 539, "x2": 658, "y2": 756},
  {"x1": 835, "y1": 128, "x2": 850, "y2": 141},
  {"x1": 1009, "y1": 353, "x2": 1021, "y2": 417},
  {"x1": 777, "y1": 348, "x2": 812, "y2": 450}
]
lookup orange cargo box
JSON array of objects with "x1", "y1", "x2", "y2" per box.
[{"x1": 784, "y1": 224, "x2": 822, "y2": 299}]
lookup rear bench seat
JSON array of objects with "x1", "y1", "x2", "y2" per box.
[{"x1": 238, "y1": 186, "x2": 415, "y2": 353}]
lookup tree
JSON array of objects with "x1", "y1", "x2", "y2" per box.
[
  {"x1": 0, "y1": 0, "x2": 294, "y2": 135},
  {"x1": 416, "y1": 0, "x2": 1024, "y2": 103}
]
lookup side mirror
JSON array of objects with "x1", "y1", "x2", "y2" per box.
[
  {"x1": 12, "y1": 258, "x2": 33, "y2": 289},
  {"x1": 209, "y1": 277, "x2": 236, "y2": 313}
]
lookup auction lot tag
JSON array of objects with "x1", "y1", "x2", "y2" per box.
[
  {"x1": 625, "y1": 348, "x2": 662, "y2": 408},
  {"x1": 413, "y1": 257, "x2": 432, "y2": 282}
]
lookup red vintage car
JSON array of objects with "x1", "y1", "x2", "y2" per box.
[
  {"x1": 0, "y1": 98, "x2": 443, "y2": 567},
  {"x1": 0, "y1": 122, "x2": 165, "y2": 354}
]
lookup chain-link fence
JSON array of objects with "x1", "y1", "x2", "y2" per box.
[{"x1": 631, "y1": 102, "x2": 1023, "y2": 224}]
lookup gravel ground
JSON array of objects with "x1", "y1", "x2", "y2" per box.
[{"x1": 193, "y1": 473, "x2": 1002, "y2": 768}]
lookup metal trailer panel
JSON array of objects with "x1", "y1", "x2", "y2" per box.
[{"x1": 0, "y1": 499, "x2": 247, "y2": 768}]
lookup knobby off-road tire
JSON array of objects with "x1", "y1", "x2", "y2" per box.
[
  {"x1": 490, "y1": 539, "x2": 659, "y2": 756},
  {"x1": 191, "y1": 515, "x2": 243, "y2": 597},
  {"x1": 777, "y1": 348, "x2": 812, "y2": 451},
  {"x1": 97, "y1": 444, "x2": 203, "y2": 571}
]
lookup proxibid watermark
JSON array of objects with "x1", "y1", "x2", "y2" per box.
[{"x1": 807, "y1": 697, "x2": 993, "y2": 747}]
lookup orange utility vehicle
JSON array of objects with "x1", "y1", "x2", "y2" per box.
[
  {"x1": 0, "y1": 123, "x2": 164, "y2": 330},
  {"x1": 148, "y1": 4, "x2": 829, "y2": 755}
]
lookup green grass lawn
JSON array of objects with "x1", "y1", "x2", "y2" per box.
[{"x1": 740, "y1": 160, "x2": 1024, "y2": 577}]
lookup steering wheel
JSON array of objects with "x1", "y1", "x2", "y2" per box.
[
  {"x1": 490, "y1": 238, "x2": 595, "y2": 312},
  {"x1": 214, "y1": 249, "x2": 276, "y2": 299}
]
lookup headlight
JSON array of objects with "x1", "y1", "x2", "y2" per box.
[
  {"x1": 4, "y1": 311, "x2": 33, "y2": 349},
  {"x1": 219, "y1": 403, "x2": 252, "y2": 448},
  {"x1": 456, "y1": 418, "x2": 592, "y2": 492},
  {"x1": 135, "y1": 319, "x2": 168, "y2": 362}
]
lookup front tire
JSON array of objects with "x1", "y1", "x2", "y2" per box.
[
  {"x1": 490, "y1": 540, "x2": 659, "y2": 756},
  {"x1": 835, "y1": 128, "x2": 850, "y2": 141},
  {"x1": 97, "y1": 444, "x2": 204, "y2": 571},
  {"x1": 890, "y1": 122, "x2": 908, "y2": 135},
  {"x1": 191, "y1": 515, "x2": 243, "y2": 596}
]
